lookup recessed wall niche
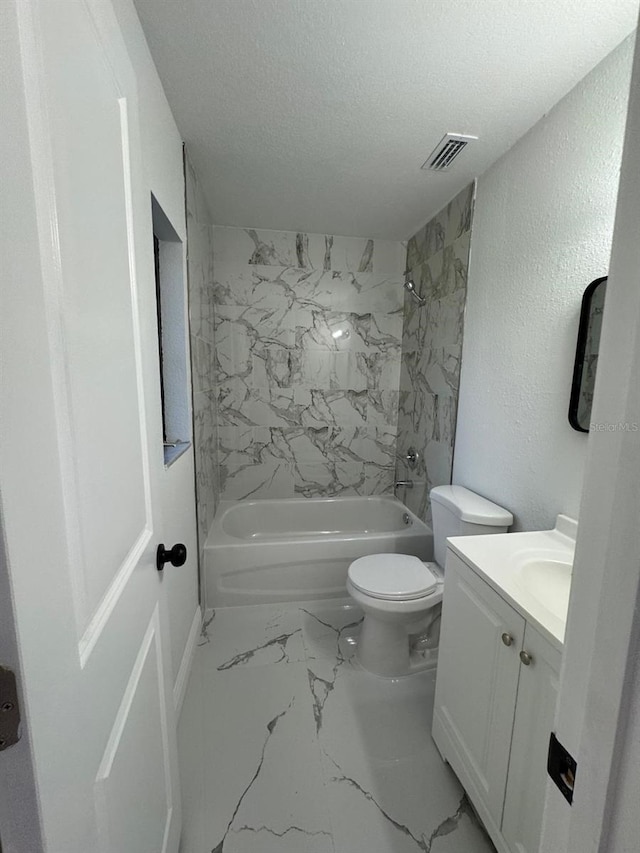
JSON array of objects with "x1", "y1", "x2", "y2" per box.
[{"x1": 151, "y1": 194, "x2": 191, "y2": 465}]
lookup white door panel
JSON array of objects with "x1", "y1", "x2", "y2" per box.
[
  {"x1": 95, "y1": 607, "x2": 173, "y2": 853},
  {"x1": 39, "y1": 0, "x2": 151, "y2": 636},
  {"x1": 0, "y1": 0, "x2": 184, "y2": 849}
]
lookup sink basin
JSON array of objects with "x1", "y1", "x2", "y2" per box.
[
  {"x1": 447, "y1": 515, "x2": 577, "y2": 645},
  {"x1": 517, "y1": 557, "x2": 572, "y2": 621}
]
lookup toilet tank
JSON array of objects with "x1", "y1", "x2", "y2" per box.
[{"x1": 430, "y1": 485, "x2": 513, "y2": 568}]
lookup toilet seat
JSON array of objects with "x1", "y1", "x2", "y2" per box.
[{"x1": 348, "y1": 554, "x2": 438, "y2": 601}]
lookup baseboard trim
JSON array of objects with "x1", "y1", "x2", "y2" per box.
[{"x1": 173, "y1": 606, "x2": 202, "y2": 718}]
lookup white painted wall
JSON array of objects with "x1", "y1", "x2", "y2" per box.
[
  {"x1": 538, "y1": 20, "x2": 640, "y2": 852},
  {"x1": 453, "y1": 36, "x2": 634, "y2": 531},
  {"x1": 112, "y1": 0, "x2": 200, "y2": 708}
]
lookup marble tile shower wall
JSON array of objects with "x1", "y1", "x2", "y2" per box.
[
  {"x1": 212, "y1": 227, "x2": 406, "y2": 500},
  {"x1": 396, "y1": 183, "x2": 475, "y2": 523},
  {"x1": 185, "y1": 153, "x2": 219, "y2": 563}
]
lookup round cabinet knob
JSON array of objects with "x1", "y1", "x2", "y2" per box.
[
  {"x1": 156, "y1": 543, "x2": 187, "y2": 571},
  {"x1": 501, "y1": 632, "x2": 514, "y2": 647},
  {"x1": 519, "y1": 650, "x2": 533, "y2": 666}
]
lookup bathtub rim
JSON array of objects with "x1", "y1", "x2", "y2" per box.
[{"x1": 205, "y1": 494, "x2": 430, "y2": 548}]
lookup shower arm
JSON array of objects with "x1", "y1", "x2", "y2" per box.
[{"x1": 403, "y1": 278, "x2": 426, "y2": 306}]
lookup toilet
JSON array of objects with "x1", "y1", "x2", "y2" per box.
[{"x1": 347, "y1": 485, "x2": 513, "y2": 677}]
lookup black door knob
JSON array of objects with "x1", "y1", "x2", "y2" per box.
[{"x1": 156, "y1": 543, "x2": 187, "y2": 571}]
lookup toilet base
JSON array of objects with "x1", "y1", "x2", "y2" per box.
[{"x1": 356, "y1": 613, "x2": 439, "y2": 678}]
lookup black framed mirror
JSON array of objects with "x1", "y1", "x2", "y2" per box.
[{"x1": 568, "y1": 276, "x2": 607, "y2": 432}]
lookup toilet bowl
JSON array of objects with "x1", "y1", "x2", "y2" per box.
[
  {"x1": 347, "y1": 553, "x2": 443, "y2": 677},
  {"x1": 347, "y1": 485, "x2": 513, "y2": 677}
]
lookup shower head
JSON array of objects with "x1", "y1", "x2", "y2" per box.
[{"x1": 403, "y1": 279, "x2": 426, "y2": 306}]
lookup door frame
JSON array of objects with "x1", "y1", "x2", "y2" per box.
[
  {"x1": 539, "y1": 17, "x2": 640, "y2": 853},
  {"x1": 0, "y1": 3, "x2": 49, "y2": 845},
  {"x1": 0, "y1": 518, "x2": 44, "y2": 851}
]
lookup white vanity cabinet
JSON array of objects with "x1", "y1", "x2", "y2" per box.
[
  {"x1": 432, "y1": 549, "x2": 561, "y2": 853},
  {"x1": 501, "y1": 620, "x2": 561, "y2": 853}
]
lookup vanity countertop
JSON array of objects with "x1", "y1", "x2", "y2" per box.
[{"x1": 447, "y1": 515, "x2": 577, "y2": 651}]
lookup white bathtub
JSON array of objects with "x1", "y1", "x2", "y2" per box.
[{"x1": 204, "y1": 495, "x2": 433, "y2": 606}]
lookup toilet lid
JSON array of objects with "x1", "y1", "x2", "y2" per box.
[{"x1": 348, "y1": 554, "x2": 438, "y2": 601}]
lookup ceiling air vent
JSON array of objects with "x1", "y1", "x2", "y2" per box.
[{"x1": 422, "y1": 133, "x2": 478, "y2": 172}]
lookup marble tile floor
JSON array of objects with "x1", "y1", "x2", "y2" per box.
[{"x1": 177, "y1": 600, "x2": 496, "y2": 853}]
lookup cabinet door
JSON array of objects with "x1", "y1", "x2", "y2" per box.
[
  {"x1": 501, "y1": 624, "x2": 561, "y2": 853},
  {"x1": 433, "y1": 551, "x2": 526, "y2": 834}
]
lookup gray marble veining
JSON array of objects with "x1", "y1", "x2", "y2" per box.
[
  {"x1": 212, "y1": 227, "x2": 405, "y2": 501},
  {"x1": 178, "y1": 600, "x2": 496, "y2": 853},
  {"x1": 214, "y1": 226, "x2": 404, "y2": 274},
  {"x1": 185, "y1": 150, "x2": 219, "y2": 565},
  {"x1": 197, "y1": 610, "x2": 215, "y2": 647},
  {"x1": 188, "y1": 189, "x2": 473, "y2": 513},
  {"x1": 302, "y1": 607, "x2": 363, "y2": 733},
  {"x1": 217, "y1": 629, "x2": 303, "y2": 672},
  {"x1": 210, "y1": 702, "x2": 294, "y2": 853},
  {"x1": 326, "y1": 755, "x2": 479, "y2": 853},
  {"x1": 396, "y1": 184, "x2": 475, "y2": 523}
]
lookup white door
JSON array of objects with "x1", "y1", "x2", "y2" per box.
[
  {"x1": 502, "y1": 624, "x2": 561, "y2": 853},
  {"x1": 1, "y1": 0, "x2": 182, "y2": 850},
  {"x1": 432, "y1": 551, "x2": 525, "y2": 837}
]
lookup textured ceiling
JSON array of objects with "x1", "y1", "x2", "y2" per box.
[{"x1": 133, "y1": 0, "x2": 638, "y2": 239}]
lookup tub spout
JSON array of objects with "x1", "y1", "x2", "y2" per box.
[{"x1": 394, "y1": 480, "x2": 414, "y2": 492}]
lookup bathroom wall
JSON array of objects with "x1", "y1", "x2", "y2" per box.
[
  {"x1": 395, "y1": 184, "x2": 475, "y2": 522},
  {"x1": 453, "y1": 36, "x2": 634, "y2": 531},
  {"x1": 212, "y1": 227, "x2": 405, "y2": 499},
  {"x1": 185, "y1": 151, "x2": 219, "y2": 560}
]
